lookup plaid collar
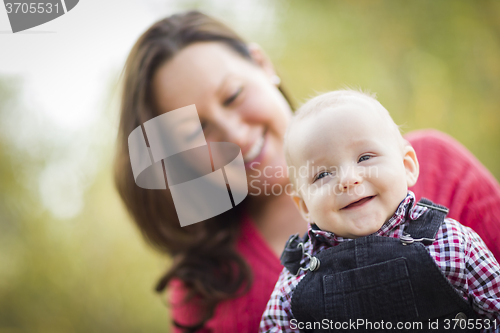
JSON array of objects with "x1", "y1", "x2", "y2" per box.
[{"x1": 308, "y1": 191, "x2": 427, "y2": 248}]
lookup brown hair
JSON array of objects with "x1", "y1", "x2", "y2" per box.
[{"x1": 114, "y1": 10, "x2": 292, "y2": 331}]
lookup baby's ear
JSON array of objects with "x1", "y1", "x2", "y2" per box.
[
  {"x1": 292, "y1": 193, "x2": 311, "y2": 222},
  {"x1": 403, "y1": 144, "x2": 419, "y2": 187}
]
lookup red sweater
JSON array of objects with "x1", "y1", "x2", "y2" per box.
[{"x1": 169, "y1": 129, "x2": 500, "y2": 333}]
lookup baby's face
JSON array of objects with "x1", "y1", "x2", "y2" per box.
[{"x1": 288, "y1": 96, "x2": 417, "y2": 238}]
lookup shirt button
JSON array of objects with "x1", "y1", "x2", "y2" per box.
[{"x1": 455, "y1": 312, "x2": 467, "y2": 320}]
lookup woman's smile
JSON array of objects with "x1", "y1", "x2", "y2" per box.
[{"x1": 243, "y1": 130, "x2": 267, "y2": 165}]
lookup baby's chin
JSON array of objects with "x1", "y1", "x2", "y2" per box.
[{"x1": 346, "y1": 223, "x2": 386, "y2": 239}]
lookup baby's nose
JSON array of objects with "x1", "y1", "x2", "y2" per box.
[{"x1": 338, "y1": 165, "x2": 363, "y2": 190}]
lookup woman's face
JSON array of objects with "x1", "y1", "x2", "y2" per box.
[{"x1": 152, "y1": 42, "x2": 293, "y2": 195}]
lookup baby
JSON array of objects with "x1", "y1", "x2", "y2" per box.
[{"x1": 260, "y1": 90, "x2": 500, "y2": 332}]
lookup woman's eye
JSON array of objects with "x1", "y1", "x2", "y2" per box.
[
  {"x1": 223, "y1": 87, "x2": 243, "y2": 106},
  {"x1": 314, "y1": 171, "x2": 331, "y2": 182},
  {"x1": 358, "y1": 155, "x2": 372, "y2": 163}
]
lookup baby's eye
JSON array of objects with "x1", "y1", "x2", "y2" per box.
[
  {"x1": 358, "y1": 155, "x2": 372, "y2": 163},
  {"x1": 314, "y1": 171, "x2": 331, "y2": 182}
]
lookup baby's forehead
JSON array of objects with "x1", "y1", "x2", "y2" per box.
[
  {"x1": 310, "y1": 95, "x2": 387, "y2": 122},
  {"x1": 290, "y1": 96, "x2": 392, "y2": 137},
  {"x1": 291, "y1": 95, "x2": 388, "y2": 136},
  {"x1": 286, "y1": 89, "x2": 399, "y2": 137},
  {"x1": 286, "y1": 97, "x2": 400, "y2": 163}
]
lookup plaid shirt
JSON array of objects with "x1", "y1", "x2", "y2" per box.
[{"x1": 260, "y1": 192, "x2": 500, "y2": 333}]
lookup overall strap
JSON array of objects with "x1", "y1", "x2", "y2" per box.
[
  {"x1": 402, "y1": 197, "x2": 449, "y2": 245},
  {"x1": 280, "y1": 233, "x2": 316, "y2": 276}
]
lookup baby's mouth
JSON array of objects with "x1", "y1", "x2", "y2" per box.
[{"x1": 341, "y1": 196, "x2": 375, "y2": 210}]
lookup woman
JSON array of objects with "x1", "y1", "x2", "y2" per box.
[{"x1": 114, "y1": 11, "x2": 500, "y2": 333}]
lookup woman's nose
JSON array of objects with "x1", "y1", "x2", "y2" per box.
[{"x1": 338, "y1": 164, "x2": 363, "y2": 191}]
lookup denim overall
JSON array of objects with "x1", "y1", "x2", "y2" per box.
[{"x1": 281, "y1": 198, "x2": 477, "y2": 332}]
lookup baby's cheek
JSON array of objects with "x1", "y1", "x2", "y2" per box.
[{"x1": 312, "y1": 204, "x2": 332, "y2": 225}]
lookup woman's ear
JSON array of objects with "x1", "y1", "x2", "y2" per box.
[
  {"x1": 292, "y1": 194, "x2": 311, "y2": 222},
  {"x1": 247, "y1": 42, "x2": 277, "y2": 78},
  {"x1": 403, "y1": 144, "x2": 419, "y2": 187}
]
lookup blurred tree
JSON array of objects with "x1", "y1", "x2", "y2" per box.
[{"x1": 0, "y1": 77, "x2": 169, "y2": 332}]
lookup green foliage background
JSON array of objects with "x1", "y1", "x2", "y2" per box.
[
  {"x1": 1, "y1": 1, "x2": 499, "y2": 332},
  {"x1": 0, "y1": 79, "x2": 170, "y2": 332},
  {"x1": 270, "y1": 1, "x2": 500, "y2": 176}
]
